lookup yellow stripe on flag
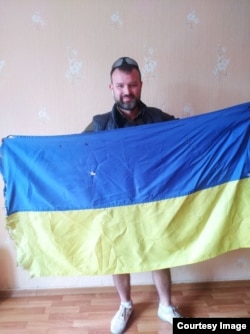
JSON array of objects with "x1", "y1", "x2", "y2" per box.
[{"x1": 6, "y1": 178, "x2": 250, "y2": 277}]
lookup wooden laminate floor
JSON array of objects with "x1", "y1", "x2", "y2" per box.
[{"x1": 0, "y1": 280, "x2": 249, "y2": 333}]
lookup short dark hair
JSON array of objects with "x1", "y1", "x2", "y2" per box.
[{"x1": 110, "y1": 57, "x2": 141, "y2": 80}]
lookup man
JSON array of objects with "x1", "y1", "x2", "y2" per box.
[{"x1": 85, "y1": 57, "x2": 182, "y2": 334}]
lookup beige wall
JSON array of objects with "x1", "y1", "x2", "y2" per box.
[{"x1": 0, "y1": 0, "x2": 249, "y2": 291}]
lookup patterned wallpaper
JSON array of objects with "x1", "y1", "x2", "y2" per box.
[{"x1": 0, "y1": 0, "x2": 249, "y2": 289}]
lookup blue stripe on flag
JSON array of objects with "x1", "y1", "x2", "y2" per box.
[{"x1": 1, "y1": 102, "x2": 250, "y2": 214}]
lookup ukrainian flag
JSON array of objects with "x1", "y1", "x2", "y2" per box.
[{"x1": 0, "y1": 103, "x2": 249, "y2": 277}]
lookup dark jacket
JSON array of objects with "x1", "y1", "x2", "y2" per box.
[{"x1": 84, "y1": 101, "x2": 176, "y2": 132}]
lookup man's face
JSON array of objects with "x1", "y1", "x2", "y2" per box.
[{"x1": 109, "y1": 68, "x2": 143, "y2": 111}]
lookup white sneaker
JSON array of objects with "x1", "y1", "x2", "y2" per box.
[
  {"x1": 110, "y1": 303, "x2": 133, "y2": 334},
  {"x1": 157, "y1": 304, "x2": 183, "y2": 324}
]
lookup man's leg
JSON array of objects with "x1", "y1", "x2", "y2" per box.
[
  {"x1": 113, "y1": 273, "x2": 131, "y2": 302},
  {"x1": 152, "y1": 268, "x2": 172, "y2": 306},
  {"x1": 110, "y1": 274, "x2": 133, "y2": 334},
  {"x1": 152, "y1": 268, "x2": 183, "y2": 324}
]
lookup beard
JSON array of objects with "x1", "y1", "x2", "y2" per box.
[{"x1": 116, "y1": 95, "x2": 139, "y2": 111}]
